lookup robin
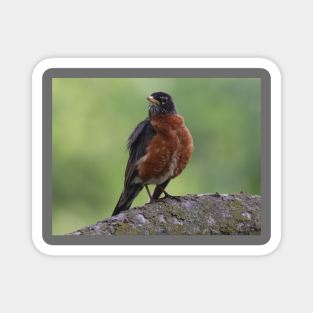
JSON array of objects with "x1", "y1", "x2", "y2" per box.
[{"x1": 112, "y1": 91, "x2": 194, "y2": 216}]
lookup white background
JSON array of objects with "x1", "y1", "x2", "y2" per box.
[{"x1": 0, "y1": 0, "x2": 311, "y2": 312}]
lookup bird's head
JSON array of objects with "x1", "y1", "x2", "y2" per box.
[{"x1": 147, "y1": 92, "x2": 177, "y2": 117}]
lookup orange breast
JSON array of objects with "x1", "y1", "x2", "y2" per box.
[{"x1": 137, "y1": 114, "x2": 193, "y2": 184}]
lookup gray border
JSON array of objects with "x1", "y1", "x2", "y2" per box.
[{"x1": 42, "y1": 68, "x2": 271, "y2": 245}]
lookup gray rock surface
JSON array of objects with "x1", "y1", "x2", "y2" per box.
[{"x1": 70, "y1": 193, "x2": 261, "y2": 236}]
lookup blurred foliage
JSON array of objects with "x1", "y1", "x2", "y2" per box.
[{"x1": 52, "y1": 78, "x2": 261, "y2": 234}]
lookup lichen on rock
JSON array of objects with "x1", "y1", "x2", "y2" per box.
[{"x1": 70, "y1": 193, "x2": 261, "y2": 236}]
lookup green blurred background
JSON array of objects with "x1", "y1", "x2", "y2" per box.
[{"x1": 52, "y1": 78, "x2": 261, "y2": 234}]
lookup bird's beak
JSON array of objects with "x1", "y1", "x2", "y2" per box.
[{"x1": 147, "y1": 96, "x2": 160, "y2": 105}]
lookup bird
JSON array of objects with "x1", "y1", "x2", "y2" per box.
[{"x1": 112, "y1": 91, "x2": 194, "y2": 216}]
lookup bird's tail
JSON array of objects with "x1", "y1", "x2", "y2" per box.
[{"x1": 112, "y1": 184, "x2": 143, "y2": 216}]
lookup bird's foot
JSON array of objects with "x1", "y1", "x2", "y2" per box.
[
  {"x1": 147, "y1": 198, "x2": 157, "y2": 204},
  {"x1": 162, "y1": 191, "x2": 181, "y2": 202},
  {"x1": 145, "y1": 197, "x2": 165, "y2": 204}
]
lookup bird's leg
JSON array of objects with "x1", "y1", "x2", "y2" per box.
[
  {"x1": 144, "y1": 185, "x2": 154, "y2": 203},
  {"x1": 158, "y1": 186, "x2": 181, "y2": 201}
]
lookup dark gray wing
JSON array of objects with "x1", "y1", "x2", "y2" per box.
[{"x1": 124, "y1": 118, "x2": 156, "y2": 187}]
